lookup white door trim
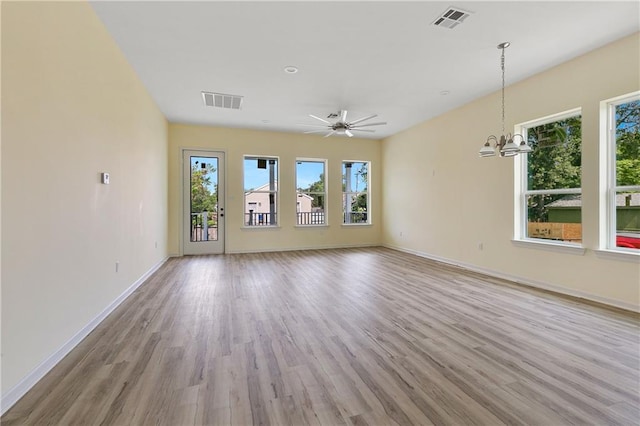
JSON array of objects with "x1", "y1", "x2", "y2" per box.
[{"x1": 182, "y1": 149, "x2": 226, "y2": 255}]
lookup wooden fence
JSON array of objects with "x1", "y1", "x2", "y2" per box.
[{"x1": 528, "y1": 222, "x2": 582, "y2": 242}]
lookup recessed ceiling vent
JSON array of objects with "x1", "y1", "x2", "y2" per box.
[
  {"x1": 432, "y1": 7, "x2": 471, "y2": 29},
  {"x1": 201, "y1": 92, "x2": 243, "y2": 110}
]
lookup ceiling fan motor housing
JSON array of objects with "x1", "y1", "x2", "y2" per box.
[
  {"x1": 300, "y1": 110, "x2": 386, "y2": 137},
  {"x1": 332, "y1": 122, "x2": 350, "y2": 131}
]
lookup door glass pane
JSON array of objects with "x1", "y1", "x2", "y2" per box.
[{"x1": 190, "y1": 156, "x2": 218, "y2": 242}]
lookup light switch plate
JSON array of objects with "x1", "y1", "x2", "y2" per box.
[{"x1": 101, "y1": 172, "x2": 110, "y2": 184}]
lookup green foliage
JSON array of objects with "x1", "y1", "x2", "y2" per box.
[
  {"x1": 616, "y1": 100, "x2": 640, "y2": 186},
  {"x1": 527, "y1": 116, "x2": 582, "y2": 222},
  {"x1": 352, "y1": 164, "x2": 368, "y2": 212},
  {"x1": 191, "y1": 162, "x2": 218, "y2": 217},
  {"x1": 353, "y1": 193, "x2": 367, "y2": 211},
  {"x1": 306, "y1": 173, "x2": 325, "y2": 193},
  {"x1": 301, "y1": 173, "x2": 325, "y2": 208},
  {"x1": 354, "y1": 163, "x2": 368, "y2": 192},
  {"x1": 525, "y1": 100, "x2": 639, "y2": 224},
  {"x1": 617, "y1": 158, "x2": 640, "y2": 186}
]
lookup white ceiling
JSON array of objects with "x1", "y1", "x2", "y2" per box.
[{"x1": 90, "y1": 1, "x2": 639, "y2": 140}]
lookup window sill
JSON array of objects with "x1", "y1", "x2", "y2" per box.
[
  {"x1": 511, "y1": 239, "x2": 586, "y2": 255},
  {"x1": 242, "y1": 225, "x2": 281, "y2": 230},
  {"x1": 341, "y1": 223, "x2": 372, "y2": 227},
  {"x1": 295, "y1": 224, "x2": 329, "y2": 228},
  {"x1": 594, "y1": 249, "x2": 640, "y2": 263}
]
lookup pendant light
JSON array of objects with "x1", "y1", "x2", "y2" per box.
[{"x1": 479, "y1": 42, "x2": 532, "y2": 157}]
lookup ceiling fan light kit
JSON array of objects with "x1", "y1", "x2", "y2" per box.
[
  {"x1": 299, "y1": 110, "x2": 387, "y2": 138},
  {"x1": 479, "y1": 42, "x2": 533, "y2": 158}
]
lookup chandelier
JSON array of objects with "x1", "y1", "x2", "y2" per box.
[{"x1": 479, "y1": 42, "x2": 532, "y2": 157}]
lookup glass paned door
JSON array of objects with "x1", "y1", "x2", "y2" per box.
[{"x1": 183, "y1": 150, "x2": 225, "y2": 254}]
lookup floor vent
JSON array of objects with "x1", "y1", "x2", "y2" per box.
[
  {"x1": 202, "y1": 92, "x2": 243, "y2": 110},
  {"x1": 432, "y1": 7, "x2": 471, "y2": 29}
]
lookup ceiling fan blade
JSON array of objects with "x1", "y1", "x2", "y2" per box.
[
  {"x1": 340, "y1": 110, "x2": 348, "y2": 122},
  {"x1": 309, "y1": 114, "x2": 331, "y2": 124},
  {"x1": 324, "y1": 131, "x2": 336, "y2": 138},
  {"x1": 303, "y1": 129, "x2": 329, "y2": 134},
  {"x1": 349, "y1": 114, "x2": 377, "y2": 125},
  {"x1": 351, "y1": 121, "x2": 387, "y2": 128},
  {"x1": 350, "y1": 129, "x2": 376, "y2": 133},
  {"x1": 298, "y1": 123, "x2": 330, "y2": 128},
  {"x1": 345, "y1": 130, "x2": 354, "y2": 137}
]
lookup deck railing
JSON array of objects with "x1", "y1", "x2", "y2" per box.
[
  {"x1": 246, "y1": 211, "x2": 277, "y2": 226},
  {"x1": 344, "y1": 212, "x2": 368, "y2": 224},
  {"x1": 243, "y1": 211, "x2": 368, "y2": 226},
  {"x1": 191, "y1": 212, "x2": 217, "y2": 241},
  {"x1": 297, "y1": 211, "x2": 325, "y2": 225}
]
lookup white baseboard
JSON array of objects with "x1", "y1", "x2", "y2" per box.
[
  {"x1": 1, "y1": 257, "x2": 169, "y2": 415},
  {"x1": 225, "y1": 243, "x2": 378, "y2": 254},
  {"x1": 384, "y1": 244, "x2": 639, "y2": 313}
]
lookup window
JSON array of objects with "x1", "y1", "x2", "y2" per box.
[
  {"x1": 603, "y1": 93, "x2": 640, "y2": 252},
  {"x1": 244, "y1": 156, "x2": 278, "y2": 226},
  {"x1": 517, "y1": 109, "x2": 582, "y2": 245},
  {"x1": 296, "y1": 159, "x2": 326, "y2": 225},
  {"x1": 343, "y1": 161, "x2": 370, "y2": 224}
]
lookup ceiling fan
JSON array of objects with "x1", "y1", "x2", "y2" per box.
[{"x1": 299, "y1": 110, "x2": 387, "y2": 137}]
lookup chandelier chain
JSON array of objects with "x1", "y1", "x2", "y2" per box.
[
  {"x1": 501, "y1": 47, "x2": 505, "y2": 136},
  {"x1": 479, "y1": 41, "x2": 532, "y2": 158}
]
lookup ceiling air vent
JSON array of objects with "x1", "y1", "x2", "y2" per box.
[
  {"x1": 432, "y1": 7, "x2": 471, "y2": 29},
  {"x1": 201, "y1": 92, "x2": 243, "y2": 110}
]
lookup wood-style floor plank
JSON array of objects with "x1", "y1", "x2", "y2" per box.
[{"x1": 3, "y1": 247, "x2": 639, "y2": 425}]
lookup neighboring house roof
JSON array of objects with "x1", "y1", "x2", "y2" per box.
[
  {"x1": 244, "y1": 181, "x2": 313, "y2": 200},
  {"x1": 245, "y1": 181, "x2": 278, "y2": 193},
  {"x1": 547, "y1": 193, "x2": 640, "y2": 208},
  {"x1": 296, "y1": 192, "x2": 314, "y2": 201}
]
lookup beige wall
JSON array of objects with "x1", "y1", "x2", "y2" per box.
[
  {"x1": 382, "y1": 33, "x2": 640, "y2": 309},
  {"x1": 1, "y1": 1, "x2": 168, "y2": 395},
  {"x1": 169, "y1": 124, "x2": 382, "y2": 254},
  {"x1": 1, "y1": 0, "x2": 637, "y2": 411}
]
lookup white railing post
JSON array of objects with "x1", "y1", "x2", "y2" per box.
[{"x1": 202, "y1": 212, "x2": 208, "y2": 241}]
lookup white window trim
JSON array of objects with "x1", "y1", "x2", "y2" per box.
[
  {"x1": 514, "y1": 108, "x2": 583, "y2": 249},
  {"x1": 594, "y1": 248, "x2": 640, "y2": 262},
  {"x1": 296, "y1": 158, "x2": 328, "y2": 226},
  {"x1": 243, "y1": 155, "x2": 280, "y2": 227},
  {"x1": 511, "y1": 239, "x2": 585, "y2": 255},
  {"x1": 599, "y1": 91, "x2": 640, "y2": 257},
  {"x1": 342, "y1": 160, "x2": 371, "y2": 225}
]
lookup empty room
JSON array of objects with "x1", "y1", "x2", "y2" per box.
[{"x1": 2, "y1": 1, "x2": 639, "y2": 425}]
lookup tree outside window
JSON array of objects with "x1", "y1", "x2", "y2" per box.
[
  {"x1": 343, "y1": 161, "x2": 369, "y2": 224},
  {"x1": 296, "y1": 160, "x2": 326, "y2": 225},
  {"x1": 520, "y1": 110, "x2": 583, "y2": 244},
  {"x1": 190, "y1": 159, "x2": 218, "y2": 226},
  {"x1": 609, "y1": 96, "x2": 640, "y2": 250}
]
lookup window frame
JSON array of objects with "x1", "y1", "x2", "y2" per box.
[
  {"x1": 514, "y1": 108, "x2": 583, "y2": 249},
  {"x1": 243, "y1": 155, "x2": 279, "y2": 227},
  {"x1": 342, "y1": 160, "x2": 371, "y2": 225},
  {"x1": 599, "y1": 91, "x2": 640, "y2": 258},
  {"x1": 295, "y1": 158, "x2": 328, "y2": 226}
]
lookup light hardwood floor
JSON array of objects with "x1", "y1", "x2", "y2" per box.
[{"x1": 3, "y1": 247, "x2": 639, "y2": 425}]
